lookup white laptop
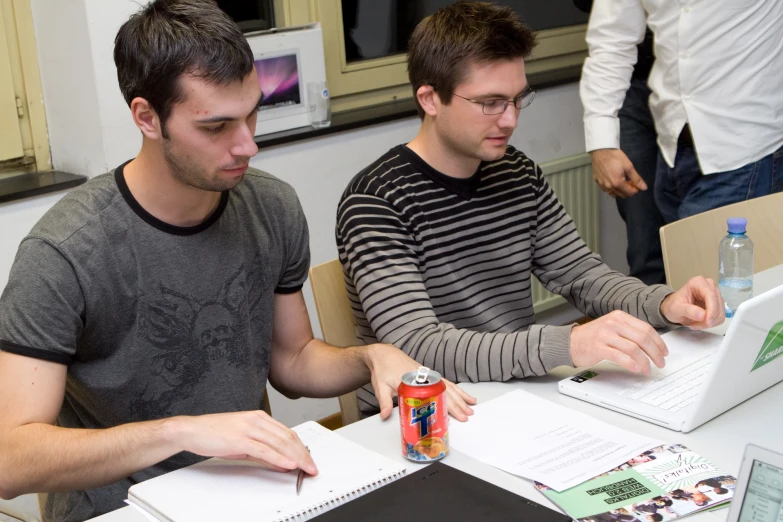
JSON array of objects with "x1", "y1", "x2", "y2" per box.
[
  {"x1": 727, "y1": 444, "x2": 783, "y2": 522},
  {"x1": 558, "y1": 283, "x2": 783, "y2": 432}
]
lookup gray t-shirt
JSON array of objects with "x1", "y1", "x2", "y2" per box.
[{"x1": 0, "y1": 163, "x2": 310, "y2": 522}]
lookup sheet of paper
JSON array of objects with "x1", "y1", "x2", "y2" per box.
[{"x1": 448, "y1": 389, "x2": 662, "y2": 491}]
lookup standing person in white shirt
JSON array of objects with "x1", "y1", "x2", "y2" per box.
[
  {"x1": 581, "y1": 0, "x2": 783, "y2": 224},
  {"x1": 575, "y1": 0, "x2": 666, "y2": 285}
]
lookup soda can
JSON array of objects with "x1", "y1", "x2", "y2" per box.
[{"x1": 398, "y1": 366, "x2": 448, "y2": 461}]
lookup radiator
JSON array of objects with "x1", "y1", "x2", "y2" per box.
[{"x1": 532, "y1": 153, "x2": 600, "y2": 313}]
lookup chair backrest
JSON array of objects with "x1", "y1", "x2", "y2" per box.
[
  {"x1": 660, "y1": 192, "x2": 783, "y2": 290},
  {"x1": 37, "y1": 494, "x2": 45, "y2": 522},
  {"x1": 262, "y1": 388, "x2": 272, "y2": 416},
  {"x1": 309, "y1": 259, "x2": 362, "y2": 426}
]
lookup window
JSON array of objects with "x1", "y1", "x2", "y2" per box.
[
  {"x1": 237, "y1": 1, "x2": 588, "y2": 113},
  {"x1": 0, "y1": 0, "x2": 50, "y2": 178},
  {"x1": 217, "y1": 0, "x2": 276, "y2": 32},
  {"x1": 279, "y1": 0, "x2": 588, "y2": 113},
  {"x1": 342, "y1": 1, "x2": 587, "y2": 63}
]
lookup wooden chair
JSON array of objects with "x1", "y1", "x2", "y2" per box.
[
  {"x1": 262, "y1": 389, "x2": 272, "y2": 416},
  {"x1": 660, "y1": 191, "x2": 783, "y2": 290},
  {"x1": 37, "y1": 495, "x2": 45, "y2": 522},
  {"x1": 309, "y1": 260, "x2": 362, "y2": 426}
]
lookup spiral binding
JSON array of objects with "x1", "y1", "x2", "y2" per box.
[{"x1": 274, "y1": 469, "x2": 408, "y2": 522}]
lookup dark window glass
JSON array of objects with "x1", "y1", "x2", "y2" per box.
[
  {"x1": 342, "y1": 0, "x2": 588, "y2": 63},
  {"x1": 217, "y1": 0, "x2": 276, "y2": 33}
]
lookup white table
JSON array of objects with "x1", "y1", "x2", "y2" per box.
[{"x1": 90, "y1": 265, "x2": 783, "y2": 521}]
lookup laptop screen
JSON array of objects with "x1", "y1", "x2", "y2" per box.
[{"x1": 738, "y1": 459, "x2": 783, "y2": 521}]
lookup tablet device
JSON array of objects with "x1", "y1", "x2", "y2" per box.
[{"x1": 727, "y1": 443, "x2": 783, "y2": 522}]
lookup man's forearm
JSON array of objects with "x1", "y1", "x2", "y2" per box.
[
  {"x1": 0, "y1": 418, "x2": 183, "y2": 499},
  {"x1": 269, "y1": 339, "x2": 372, "y2": 399}
]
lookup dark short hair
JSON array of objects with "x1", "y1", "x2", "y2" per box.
[
  {"x1": 407, "y1": 1, "x2": 537, "y2": 119},
  {"x1": 114, "y1": 0, "x2": 254, "y2": 132}
]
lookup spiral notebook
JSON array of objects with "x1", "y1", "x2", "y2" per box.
[{"x1": 126, "y1": 421, "x2": 407, "y2": 522}]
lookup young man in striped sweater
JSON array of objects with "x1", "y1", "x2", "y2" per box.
[{"x1": 335, "y1": 1, "x2": 725, "y2": 416}]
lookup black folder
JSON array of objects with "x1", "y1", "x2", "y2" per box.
[{"x1": 311, "y1": 461, "x2": 572, "y2": 521}]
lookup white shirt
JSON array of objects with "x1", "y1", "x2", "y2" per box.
[{"x1": 581, "y1": 0, "x2": 783, "y2": 174}]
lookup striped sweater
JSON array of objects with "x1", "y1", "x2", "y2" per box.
[{"x1": 336, "y1": 145, "x2": 673, "y2": 414}]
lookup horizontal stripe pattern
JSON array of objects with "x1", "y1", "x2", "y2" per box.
[{"x1": 336, "y1": 145, "x2": 672, "y2": 414}]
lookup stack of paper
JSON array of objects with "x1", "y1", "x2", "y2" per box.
[
  {"x1": 449, "y1": 389, "x2": 663, "y2": 491},
  {"x1": 448, "y1": 390, "x2": 735, "y2": 521}
]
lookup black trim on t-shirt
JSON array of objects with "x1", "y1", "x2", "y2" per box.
[
  {"x1": 274, "y1": 284, "x2": 304, "y2": 295},
  {"x1": 0, "y1": 339, "x2": 72, "y2": 365},
  {"x1": 114, "y1": 161, "x2": 229, "y2": 236},
  {"x1": 394, "y1": 145, "x2": 484, "y2": 201}
]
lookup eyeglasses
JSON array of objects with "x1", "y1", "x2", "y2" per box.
[{"x1": 451, "y1": 89, "x2": 536, "y2": 115}]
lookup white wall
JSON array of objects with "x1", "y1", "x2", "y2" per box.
[
  {"x1": 84, "y1": 0, "x2": 146, "y2": 170},
  {"x1": 30, "y1": 0, "x2": 143, "y2": 177},
  {"x1": 1, "y1": 0, "x2": 628, "y2": 427},
  {"x1": 29, "y1": 0, "x2": 107, "y2": 176},
  {"x1": 0, "y1": 193, "x2": 66, "y2": 291}
]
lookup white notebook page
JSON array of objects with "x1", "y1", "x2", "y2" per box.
[{"x1": 128, "y1": 421, "x2": 406, "y2": 522}]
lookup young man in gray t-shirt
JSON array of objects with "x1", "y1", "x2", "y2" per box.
[{"x1": 0, "y1": 2, "x2": 474, "y2": 521}]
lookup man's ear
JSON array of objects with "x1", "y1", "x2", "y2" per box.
[
  {"x1": 130, "y1": 97, "x2": 163, "y2": 140},
  {"x1": 416, "y1": 85, "x2": 441, "y2": 118}
]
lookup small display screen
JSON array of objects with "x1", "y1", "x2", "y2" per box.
[
  {"x1": 738, "y1": 460, "x2": 783, "y2": 521},
  {"x1": 254, "y1": 54, "x2": 300, "y2": 111}
]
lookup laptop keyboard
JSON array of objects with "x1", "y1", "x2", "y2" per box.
[{"x1": 616, "y1": 352, "x2": 716, "y2": 412}]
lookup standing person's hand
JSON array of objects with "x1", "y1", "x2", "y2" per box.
[
  {"x1": 363, "y1": 344, "x2": 477, "y2": 421},
  {"x1": 590, "y1": 149, "x2": 647, "y2": 198},
  {"x1": 173, "y1": 410, "x2": 318, "y2": 475}
]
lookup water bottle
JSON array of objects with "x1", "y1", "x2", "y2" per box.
[{"x1": 718, "y1": 217, "x2": 754, "y2": 317}]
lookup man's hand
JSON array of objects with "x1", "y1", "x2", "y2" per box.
[
  {"x1": 570, "y1": 310, "x2": 669, "y2": 374},
  {"x1": 660, "y1": 276, "x2": 725, "y2": 330},
  {"x1": 363, "y1": 344, "x2": 477, "y2": 421},
  {"x1": 173, "y1": 410, "x2": 318, "y2": 475},
  {"x1": 590, "y1": 149, "x2": 647, "y2": 198}
]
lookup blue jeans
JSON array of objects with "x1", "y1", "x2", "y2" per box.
[
  {"x1": 655, "y1": 142, "x2": 783, "y2": 224},
  {"x1": 617, "y1": 78, "x2": 667, "y2": 285}
]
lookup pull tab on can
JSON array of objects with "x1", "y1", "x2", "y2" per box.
[{"x1": 415, "y1": 366, "x2": 430, "y2": 384}]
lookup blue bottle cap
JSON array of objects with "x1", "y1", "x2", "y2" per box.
[{"x1": 727, "y1": 217, "x2": 747, "y2": 234}]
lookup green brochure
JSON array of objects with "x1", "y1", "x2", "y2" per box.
[{"x1": 536, "y1": 444, "x2": 736, "y2": 522}]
